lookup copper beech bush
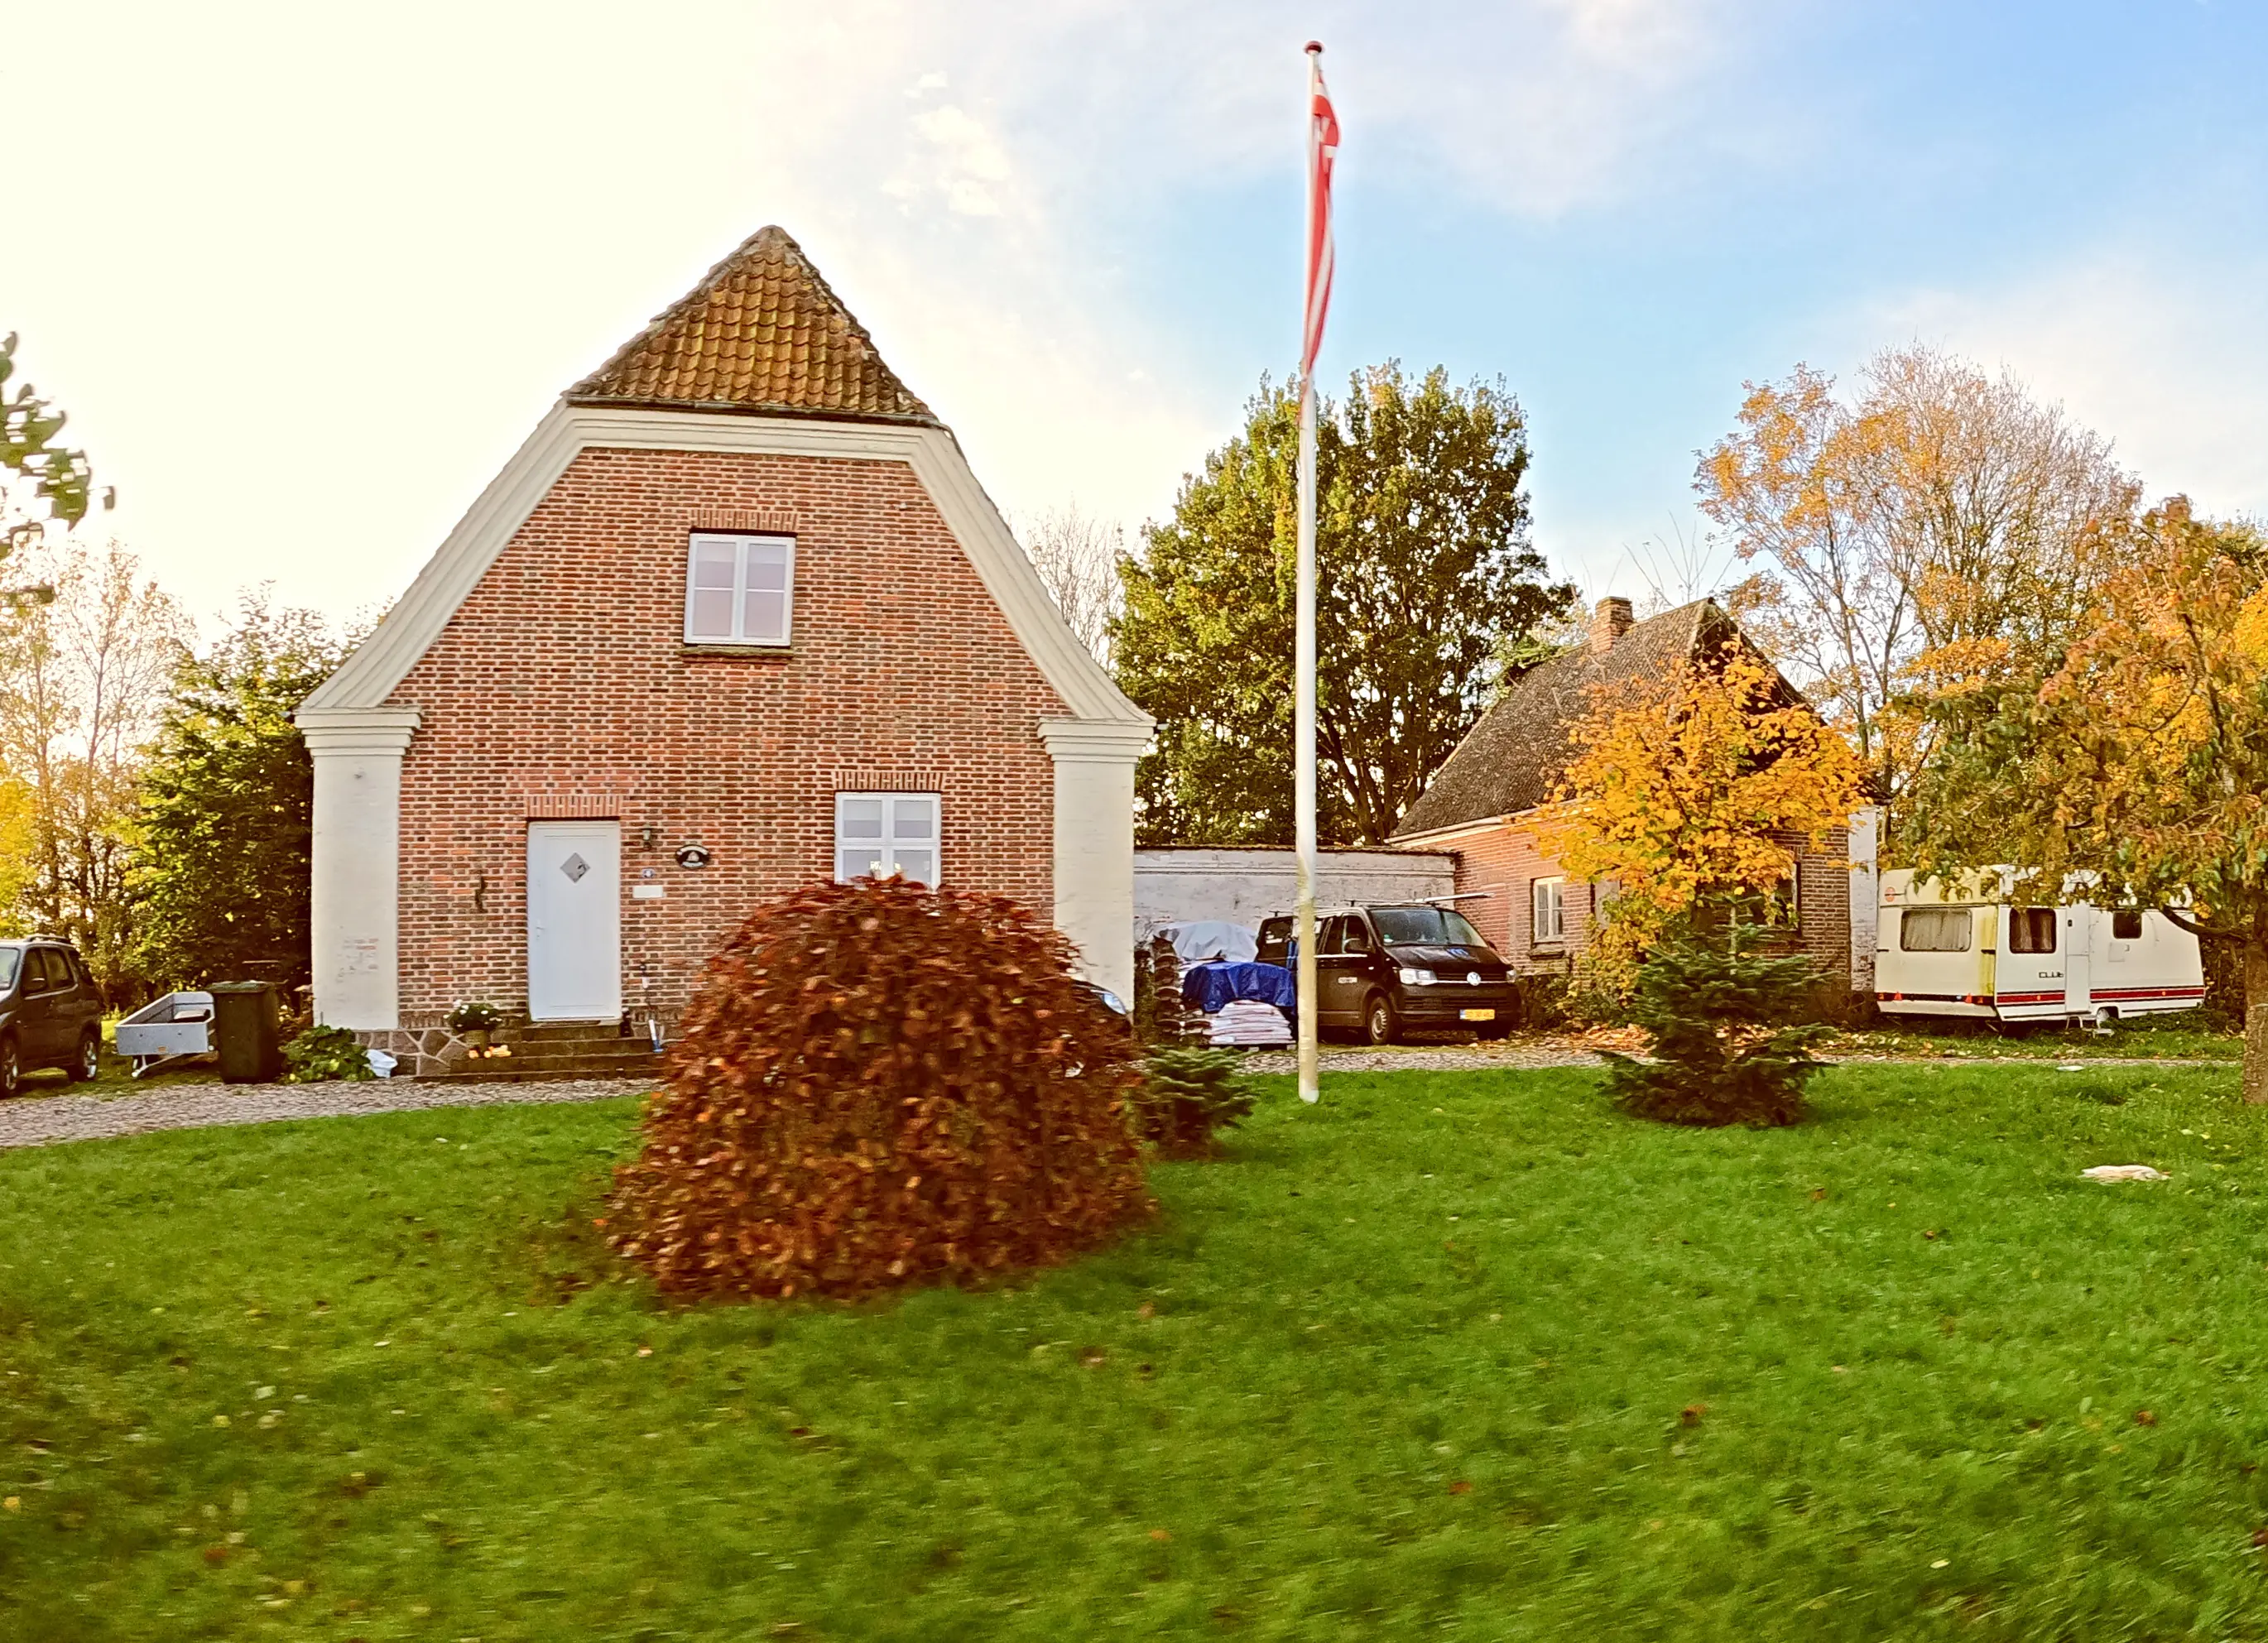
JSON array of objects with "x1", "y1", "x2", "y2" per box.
[{"x1": 609, "y1": 877, "x2": 1151, "y2": 1300}]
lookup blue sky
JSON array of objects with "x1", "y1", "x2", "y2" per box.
[{"x1": 7, "y1": 2, "x2": 2266, "y2": 626}]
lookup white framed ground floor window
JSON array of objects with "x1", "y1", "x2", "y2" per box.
[{"x1": 834, "y1": 792, "x2": 940, "y2": 886}]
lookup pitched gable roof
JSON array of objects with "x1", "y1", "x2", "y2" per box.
[
  {"x1": 565, "y1": 226, "x2": 939, "y2": 426},
  {"x1": 1392, "y1": 599, "x2": 1775, "y2": 838}
]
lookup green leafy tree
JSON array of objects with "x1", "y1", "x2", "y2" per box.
[
  {"x1": 130, "y1": 597, "x2": 346, "y2": 991},
  {"x1": 1, "y1": 333, "x2": 107, "y2": 605},
  {"x1": 1115, "y1": 363, "x2": 1574, "y2": 845}
]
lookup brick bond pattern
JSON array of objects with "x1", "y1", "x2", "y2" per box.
[
  {"x1": 1447, "y1": 823, "x2": 1853, "y2": 986},
  {"x1": 387, "y1": 445, "x2": 1066, "y2": 1026}
]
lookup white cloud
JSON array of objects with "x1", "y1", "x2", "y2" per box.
[
  {"x1": 1873, "y1": 251, "x2": 2268, "y2": 518},
  {"x1": 0, "y1": 0, "x2": 1795, "y2": 622}
]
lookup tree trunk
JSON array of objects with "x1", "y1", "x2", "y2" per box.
[{"x1": 2246, "y1": 942, "x2": 2268, "y2": 1106}]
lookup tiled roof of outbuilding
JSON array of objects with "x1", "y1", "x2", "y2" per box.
[
  {"x1": 565, "y1": 226, "x2": 939, "y2": 426},
  {"x1": 1393, "y1": 600, "x2": 1771, "y2": 838}
]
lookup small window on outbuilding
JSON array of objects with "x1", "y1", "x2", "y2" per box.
[
  {"x1": 685, "y1": 532, "x2": 795, "y2": 646},
  {"x1": 834, "y1": 793, "x2": 939, "y2": 887},
  {"x1": 1900, "y1": 908, "x2": 1972, "y2": 953},
  {"x1": 2008, "y1": 908, "x2": 2058, "y2": 954}
]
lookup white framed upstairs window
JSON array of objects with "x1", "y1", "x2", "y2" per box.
[
  {"x1": 1530, "y1": 877, "x2": 1566, "y2": 944},
  {"x1": 685, "y1": 532, "x2": 795, "y2": 646},
  {"x1": 834, "y1": 793, "x2": 940, "y2": 887}
]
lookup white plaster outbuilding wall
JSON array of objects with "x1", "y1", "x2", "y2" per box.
[{"x1": 1135, "y1": 848, "x2": 1458, "y2": 939}]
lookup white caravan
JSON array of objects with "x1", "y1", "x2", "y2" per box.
[{"x1": 1876, "y1": 868, "x2": 2204, "y2": 1026}]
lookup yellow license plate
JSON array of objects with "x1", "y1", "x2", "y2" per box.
[{"x1": 1460, "y1": 1008, "x2": 1495, "y2": 1022}]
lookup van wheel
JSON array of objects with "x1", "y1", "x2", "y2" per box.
[
  {"x1": 0, "y1": 1035, "x2": 19, "y2": 1098},
  {"x1": 69, "y1": 1029, "x2": 100, "y2": 1082},
  {"x1": 1362, "y1": 992, "x2": 1400, "y2": 1047}
]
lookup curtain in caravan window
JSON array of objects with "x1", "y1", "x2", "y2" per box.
[
  {"x1": 1899, "y1": 907, "x2": 1972, "y2": 952},
  {"x1": 2008, "y1": 908, "x2": 2057, "y2": 954}
]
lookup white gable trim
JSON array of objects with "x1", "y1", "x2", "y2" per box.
[{"x1": 300, "y1": 405, "x2": 1151, "y2": 728}]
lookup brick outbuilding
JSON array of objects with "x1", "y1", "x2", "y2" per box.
[
  {"x1": 1390, "y1": 597, "x2": 1876, "y2": 992},
  {"x1": 295, "y1": 227, "x2": 1152, "y2": 1037}
]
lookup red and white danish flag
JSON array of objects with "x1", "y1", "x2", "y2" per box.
[{"x1": 1302, "y1": 43, "x2": 1339, "y2": 392}]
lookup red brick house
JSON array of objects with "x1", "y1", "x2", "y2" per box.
[
  {"x1": 1389, "y1": 597, "x2": 1872, "y2": 990},
  {"x1": 295, "y1": 227, "x2": 1152, "y2": 1059}
]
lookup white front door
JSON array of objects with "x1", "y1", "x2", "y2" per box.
[
  {"x1": 526, "y1": 821, "x2": 621, "y2": 1021},
  {"x1": 2064, "y1": 908, "x2": 2092, "y2": 1016}
]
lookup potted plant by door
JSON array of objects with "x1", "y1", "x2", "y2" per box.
[{"x1": 448, "y1": 1000, "x2": 503, "y2": 1050}]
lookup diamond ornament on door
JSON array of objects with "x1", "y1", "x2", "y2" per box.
[{"x1": 560, "y1": 853, "x2": 589, "y2": 882}]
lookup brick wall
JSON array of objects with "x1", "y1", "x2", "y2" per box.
[
  {"x1": 1447, "y1": 819, "x2": 1854, "y2": 984},
  {"x1": 1444, "y1": 824, "x2": 1596, "y2": 973},
  {"x1": 387, "y1": 445, "x2": 1067, "y2": 1022}
]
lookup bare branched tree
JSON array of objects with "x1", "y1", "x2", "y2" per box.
[
  {"x1": 0, "y1": 540, "x2": 188, "y2": 993},
  {"x1": 1017, "y1": 502, "x2": 1124, "y2": 663},
  {"x1": 1697, "y1": 344, "x2": 2136, "y2": 838}
]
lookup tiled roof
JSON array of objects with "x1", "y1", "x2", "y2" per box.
[
  {"x1": 1393, "y1": 599, "x2": 1780, "y2": 838},
  {"x1": 566, "y1": 226, "x2": 939, "y2": 426}
]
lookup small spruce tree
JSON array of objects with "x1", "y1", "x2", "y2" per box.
[{"x1": 1602, "y1": 914, "x2": 1830, "y2": 1127}]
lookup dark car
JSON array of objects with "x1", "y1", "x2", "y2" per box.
[
  {"x1": 0, "y1": 939, "x2": 105, "y2": 1096},
  {"x1": 1257, "y1": 904, "x2": 1516, "y2": 1045}
]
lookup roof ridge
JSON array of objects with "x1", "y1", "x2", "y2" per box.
[{"x1": 565, "y1": 225, "x2": 940, "y2": 427}]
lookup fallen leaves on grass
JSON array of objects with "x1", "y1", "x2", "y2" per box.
[
  {"x1": 1680, "y1": 1404, "x2": 1707, "y2": 1426},
  {"x1": 1448, "y1": 1480, "x2": 1473, "y2": 1495},
  {"x1": 2136, "y1": 1410, "x2": 2158, "y2": 1426}
]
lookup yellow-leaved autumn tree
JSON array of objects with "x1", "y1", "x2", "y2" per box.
[
  {"x1": 1904, "y1": 498, "x2": 2268, "y2": 1101},
  {"x1": 1539, "y1": 642, "x2": 1870, "y2": 989}
]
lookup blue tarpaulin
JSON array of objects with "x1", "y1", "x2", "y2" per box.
[{"x1": 1183, "y1": 960, "x2": 1297, "y2": 1014}]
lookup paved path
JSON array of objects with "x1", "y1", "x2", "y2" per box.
[{"x1": 0, "y1": 1077, "x2": 654, "y2": 1151}]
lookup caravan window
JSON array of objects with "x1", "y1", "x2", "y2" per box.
[
  {"x1": 2112, "y1": 910, "x2": 2144, "y2": 940},
  {"x1": 1900, "y1": 908, "x2": 1972, "y2": 953},
  {"x1": 2009, "y1": 908, "x2": 2057, "y2": 954}
]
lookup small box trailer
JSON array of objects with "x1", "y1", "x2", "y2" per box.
[
  {"x1": 1876, "y1": 869, "x2": 2204, "y2": 1026},
  {"x1": 113, "y1": 990, "x2": 215, "y2": 1075}
]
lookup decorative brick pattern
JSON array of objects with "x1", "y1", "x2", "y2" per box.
[
  {"x1": 385, "y1": 444, "x2": 1068, "y2": 1021},
  {"x1": 1444, "y1": 821, "x2": 1854, "y2": 987}
]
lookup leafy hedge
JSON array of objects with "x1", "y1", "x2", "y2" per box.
[
  {"x1": 609, "y1": 877, "x2": 1151, "y2": 1300},
  {"x1": 281, "y1": 1025, "x2": 373, "y2": 1083}
]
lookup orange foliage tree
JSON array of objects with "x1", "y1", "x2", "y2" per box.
[
  {"x1": 1904, "y1": 498, "x2": 2268, "y2": 1100},
  {"x1": 1539, "y1": 643, "x2": 1870, "y2": 986},
  {"x1": 1697, "y1": 347, "x2": 2135, "y2": 840}
]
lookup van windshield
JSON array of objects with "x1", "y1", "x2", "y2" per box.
[{"x1": 1372, "y1": 906, "x2": 1484, "y2": 948}]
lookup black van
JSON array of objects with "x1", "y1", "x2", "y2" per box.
[
  {"x1": 1257, "y1": 904, "x2": 1516, "y2": 1045},
  {"x1": 0, "y1": 939, "x2": 105, "y2": 1095}
]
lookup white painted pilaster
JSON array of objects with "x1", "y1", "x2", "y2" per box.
[
  {"x1": 1039, "y1": 718, "x2": 1152, "y2": 1004},
  {"x1": 1848, "y1": 805, "x2": 1881, "y2": 994},
  {"x1": 295, "y1": 707, "x2": 422, "y2": 1030}
]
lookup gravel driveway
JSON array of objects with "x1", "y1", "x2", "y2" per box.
[
  {"x1": 0, "y1": 1044, "x2": 2230, "y2": 1152},
  {"x1": 0, "y1": 1077, "x2": 655, "y2": 1151}
]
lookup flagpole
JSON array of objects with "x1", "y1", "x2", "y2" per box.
[{"x1": 1295, "y1": 41, "x2": 1324, "y2": 1105}]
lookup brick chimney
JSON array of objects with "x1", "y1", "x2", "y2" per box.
[{"x1": 1590, "y1": 596, "x2": 1636, "y2": 653}]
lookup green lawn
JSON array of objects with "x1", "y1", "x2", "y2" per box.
[{"x1": 5, "y1": 1064, "x2": 2268, "y2": 1640}]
